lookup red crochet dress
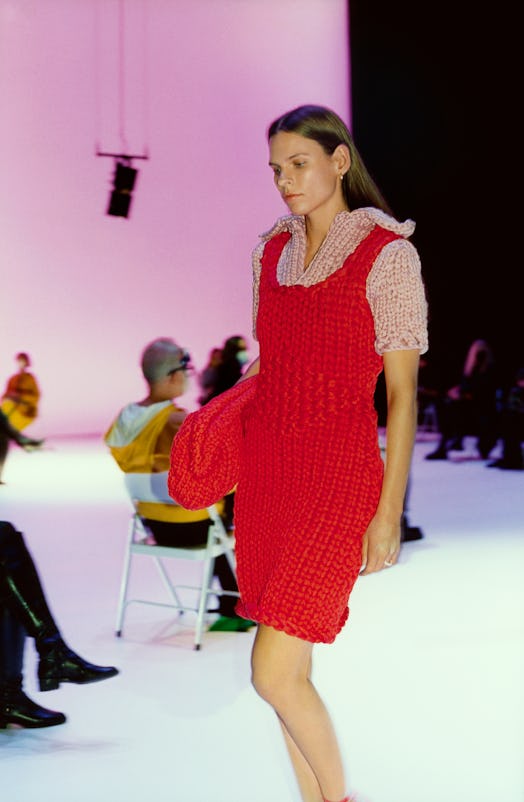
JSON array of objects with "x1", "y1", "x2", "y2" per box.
[{"x1": 234, "y1": 224, "x2": 402, "y2": 643}]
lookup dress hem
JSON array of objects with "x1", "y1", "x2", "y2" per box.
[{"x1": 236, "y1": 600, "x2": 346, "y2": 644}]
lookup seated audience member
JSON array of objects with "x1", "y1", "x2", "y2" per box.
[
  {"x1": 1, "y1": 521, "x2": 118, "y2": 729},
  {"x1": 199, "y1": 335, "x2": 251, "y2": 528},
  {"x1": 198, "y1": 347, "x2": 223, "y2": 407},
  {"x1": 426, "y1": 338, "x2": 498, "y2": 460},
  {"x1": 201, "y1": 335, "x2": 249, "y2": 404},
  {"x1": 0, "y1": 409, "x2": 44, "y2": 485},
  {"x1": 416, "y1": 353, "x2": 444, "y2": 429},
  {"x1": 487, "y1": 366, "x2": 524, "y2": 470},
  {"x1": 1, "y1": 352, "x2": 41, "y2": 432},
  {"x1": 104, "y1": 337, "x2": 254, "y2": 632},
  {"x1": 374, "y1": 374, "x2": 424, "y2": 542}
]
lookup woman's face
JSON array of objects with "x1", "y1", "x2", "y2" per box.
[{"x1": 268, "y1": 131, "x2": 347, "y2": 220}]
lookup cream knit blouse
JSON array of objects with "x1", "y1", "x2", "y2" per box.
[{"x1": 252, "y1": 206, "x2": 428, "y2": 355}]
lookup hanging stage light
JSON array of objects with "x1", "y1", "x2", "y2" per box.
[
  {"x1": 96, "y1": 151, "x2": 148, "y2": 219},
  {"x1": 107, "y1": 160, "x2": 138, "y2": 218},
  {"x1": 93, "y1": 2, "x2": 150, "y2": 219}
]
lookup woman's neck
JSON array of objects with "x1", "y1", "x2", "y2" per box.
[
  {"x1": 305, "y1": 202, "x2": 348, "y2": 241},
  {"x1": 304, "y1": 205, "x2": 348, "y2": 268}
]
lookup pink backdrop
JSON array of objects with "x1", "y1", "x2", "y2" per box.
[{"x1": 0, "y1": 0, "x2": 350, "y2": 436}]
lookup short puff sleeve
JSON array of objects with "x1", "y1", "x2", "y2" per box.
[{"x1": 367, "y1": 238, "x2": 428, "y2": 355}]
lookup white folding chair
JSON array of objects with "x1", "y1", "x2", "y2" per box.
[{"x1": 115, "y1": 499, "x2": 238, "y2": 650}]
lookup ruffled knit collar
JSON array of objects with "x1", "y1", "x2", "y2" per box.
[{"x1": 259, "y1": 207, "x2": 415, "y2": 286}]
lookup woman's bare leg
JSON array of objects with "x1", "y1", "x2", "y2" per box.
[
  {"x1": 251, "y1": 624, "x2": 347, "y2": 802},
  {"x1": 276, "y1": 650, "x2": 323, "y2": 799}
]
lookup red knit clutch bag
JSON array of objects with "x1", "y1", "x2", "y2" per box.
[{"x1": 168, "y1": 376, "x2": 257, "y2": 509}]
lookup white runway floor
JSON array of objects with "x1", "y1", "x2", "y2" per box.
[{"x1": 0, "y1": 433, "x2": 523, "y2": 802}]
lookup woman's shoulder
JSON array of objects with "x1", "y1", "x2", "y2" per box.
[
  {"x1": 368, "y1": 237, "x2": 423, "y2": 289},
  {"x1": 360, "y1": 206, "x2": 421, "y2": 276}
]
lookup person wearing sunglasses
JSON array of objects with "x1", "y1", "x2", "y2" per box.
[{"x1": 104, "y1": 338, "x2": 252, "y2": 631}]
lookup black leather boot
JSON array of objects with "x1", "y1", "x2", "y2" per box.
[
  {"x1": 0, "y1": 678, "x2": 66, "y2": 728},
  {"x1": 37, "y1": 636, "x2": 119, "y2": 692},
  {"x1": 0, "y1": 608, "x2": 66, "y2": 729},
  {"x1": 0, "y1": 522, "x2": 119, "y2": 692}
]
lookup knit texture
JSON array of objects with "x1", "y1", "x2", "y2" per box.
[
  {"x1": 168, "y1": 376, "x2": 258, "y2": 509},
  {"x1": 234, "y1": 224, "x2": 405, "y2": 643}
]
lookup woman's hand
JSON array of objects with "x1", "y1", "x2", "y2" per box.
[
  {"x1": 360, "y1": 349, "x2": 420, "y2": 576},
  {"x1": 360, "y1": 512, "x2": 401, "y2": 574}
]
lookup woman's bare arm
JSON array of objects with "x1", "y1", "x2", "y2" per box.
[{"x1": 360, "y1": 348, "x2": 420, "y2": 574}]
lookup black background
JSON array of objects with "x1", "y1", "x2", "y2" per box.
[{"x1": 348, "y1": 1, "x2": 519, "y2": 391}]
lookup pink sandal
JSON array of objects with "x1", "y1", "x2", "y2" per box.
[{"x1": 323, "y1": 797, "x2": 352, "y2": 802}]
